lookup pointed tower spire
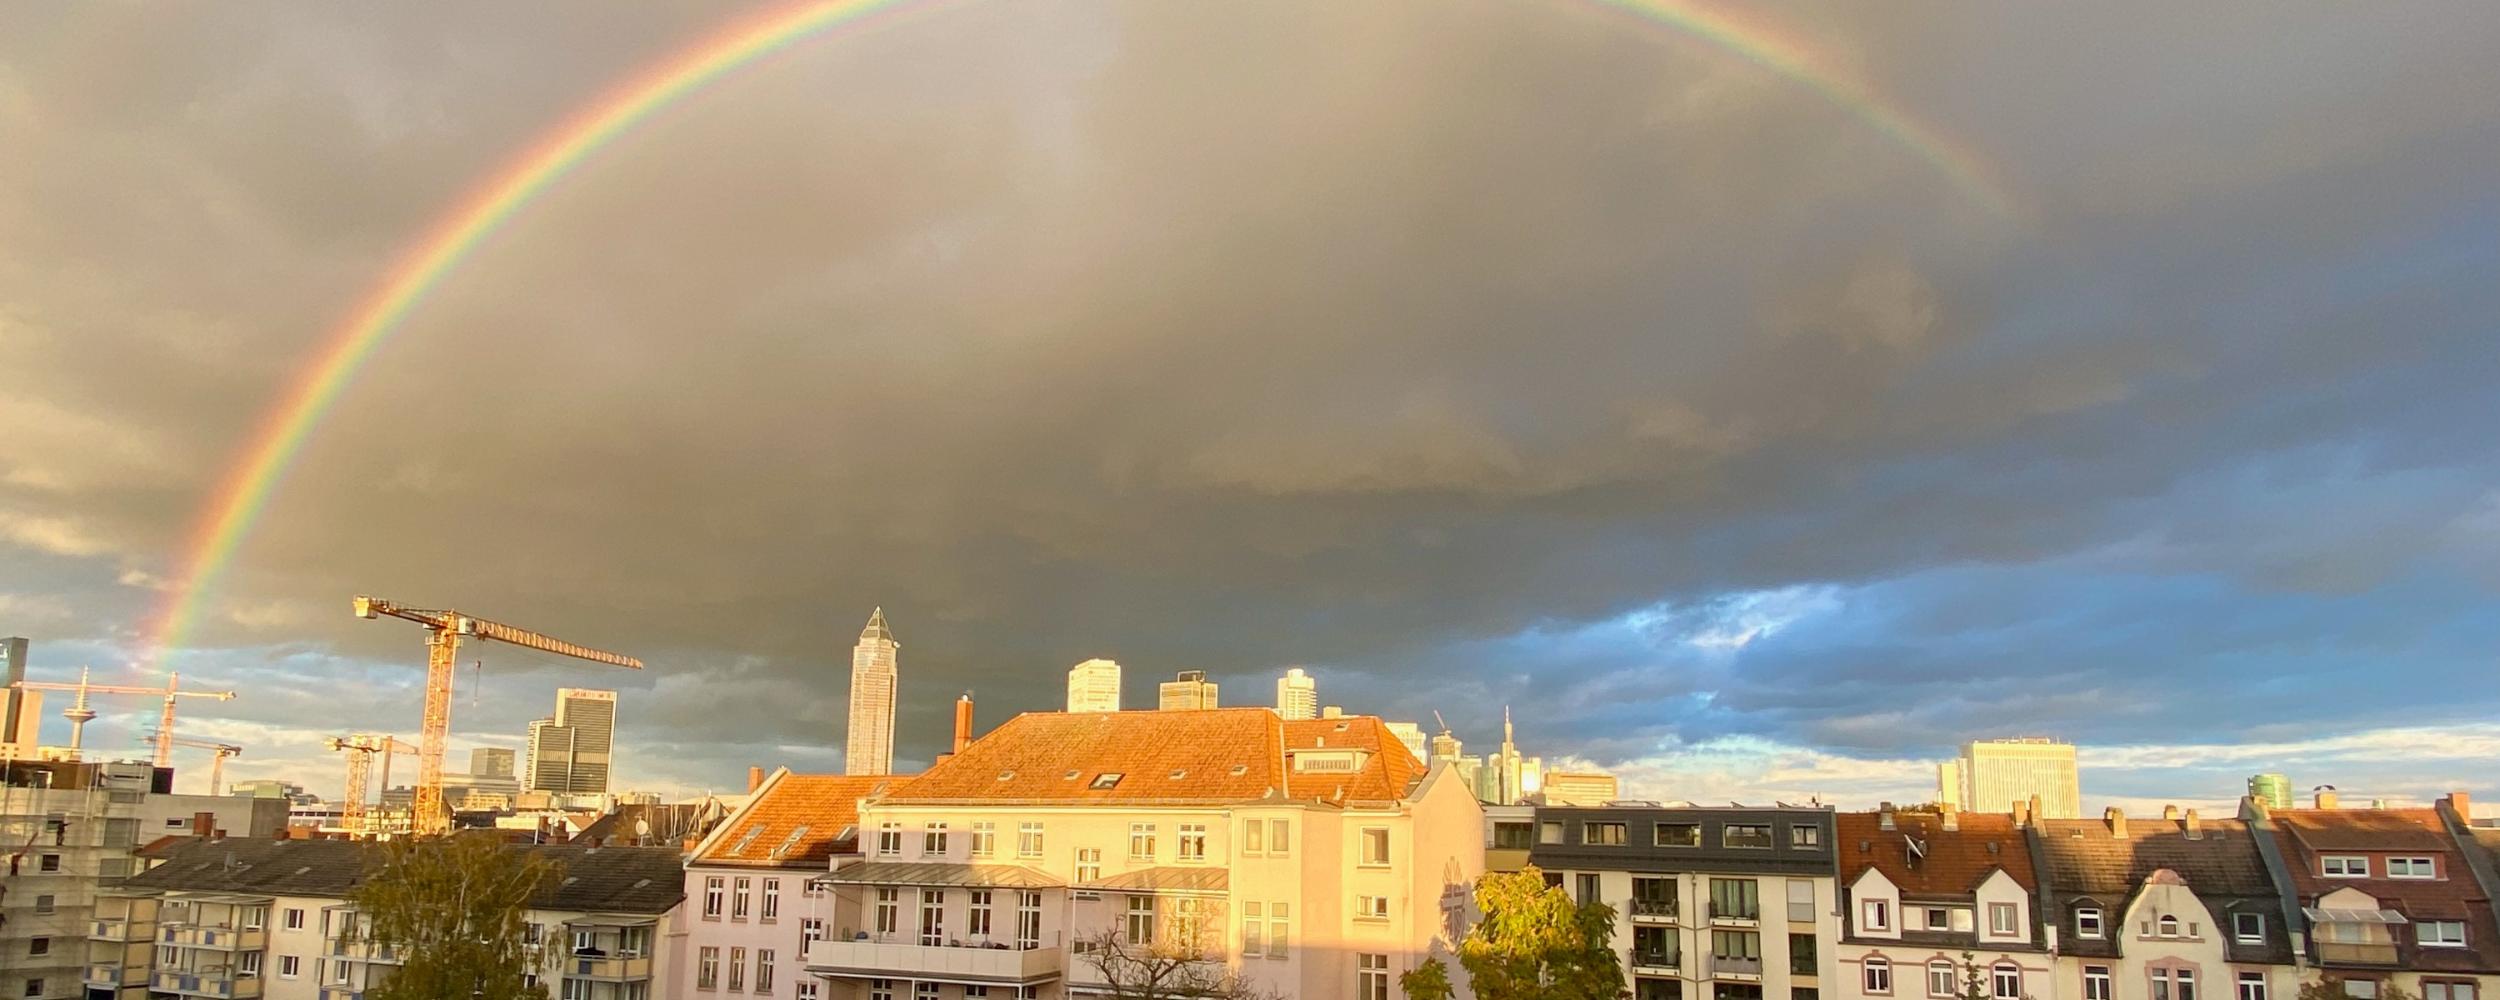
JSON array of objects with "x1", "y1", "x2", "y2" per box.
[
  {"x1": 846, "y1": 606, "x2": 899, "y2": 775},
  {"x1": 861, "y1": 606, "x2": 892, "y2": 642}
]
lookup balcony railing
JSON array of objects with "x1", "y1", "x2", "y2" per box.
[
  {"x1": 804, "y1": 936, "x2": 1066, "y2": 983},
  {"x1": 86, "y1": 963, "x2": 149, "y2": 988},
  {"x1": 1631, "y1": 899, "x2": 1679, "y2": 920},
  {"x1": 1710, "y1": 956, "x2": 1765, "y2": 979},
  {"x1": 92, "y1": 918, "x2": 153, "y2": 942},
  {"x1": 2317, "y1": 942, "x2": 2400, "y2": 965},
  {"x1": 326, "y1": 939, "x2": 404, "y2": 964},
  {"x1": 567, "y1": 954, "x2": 654, "y2": 981},
  {"x1": 161, "y1": 924, "x2": 268, "y2": 951},
  {"x1": 151, "y1": 969, "x2": 264, "y2": 999},
  {"x1": 319, "y1": 989, "x2": 365, "y2": 1000},
  {"x1": 1708, "y1": 904, "x2": 1761, "y2": 923},
  {"x1": 1631, "y1": 951, "x2": 1681, "y2": 973}
]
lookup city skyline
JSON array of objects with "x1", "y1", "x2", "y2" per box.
[{"x1": 2, "y1": 3, "x2": 2496, "y2": 810}]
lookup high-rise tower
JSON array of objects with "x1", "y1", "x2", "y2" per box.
[
  {"x1": 845, "y1": 608, "x2": 899, "y2": 776},
  {"x1": 1066, "y1": 658, "x2": 1122, "y2": 713},
  {"x1": 525, "y1": 689, "x2": 616, "y2": 795},
  {"x1": 1157, "y1": 670, "x2": 1218, "y2": 710},
  {"x1": 1275, "y1": 667, "x2": 1317, "y2": 721}
]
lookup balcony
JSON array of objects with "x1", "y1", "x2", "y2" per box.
[
  {"x1": 326, "y1": 938, "x2": 404, "y2": 965},
  {"x1": 320, "y1": 989, "x2": 366, "y2": 1000},
  {"x1": 1631, "y1": 951, "x2": 1681, "y2": 975},
  {"x1": 151, "y1": 969, "x2": 264, "y2": 999},
  {"x1": 91, "y1": 918, "x2": 154, "y2": 942},
  {"x1": 1709, "y1": 956, "x2": 1765, "y2": 981},
  {"x1": 804, "y1": 937, "x2": 1066, "y2": 985},
  {"x1": 161, "y1": 924, "x2": 267, "y2": 951},
  {"x1": 1630, "y1": 899, "x2": 1680, "y2": 923},
  {"x1": 566, "y1": 954, "x2": 654, "y2": 981},
  {"x1": 2317, "y1": 942, "x2": 2400, "y2": 965},
  {"x1": 86, "y1": 963, "x2": 149, "y2": 988},
  {"x1": 1708, "y1": 905, "x2": 1761, "y2": 926}
]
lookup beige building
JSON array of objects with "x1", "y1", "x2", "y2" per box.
[
  {"x1": 1540, "y1": 771, "x2": 1620, "y2": 806},
  {"x1": 527, "y1": 687, "x2": 618, "y2": 794},
  {"x1": 1950, "y1": 738, "x2": 2080, "y2": 819},
  {"x1": 1274, "y1": 668, "x2": 1317, "y2": 721},
  {"x1": 847, "y1": 609, "x2": 900, "y2": 776},
  {"x1": 681, "y1": 771, "x2": 908, "y2": 1000},
  {"x1": 794, "y1": 707, "x2": 1486, "y2": 999},
  {"x1": 1156, "y1": 671, "x2": 1218, "y2": 710},
  {"x1": 1065, "y1": 659, "x2": 1122, "y2": 714}
]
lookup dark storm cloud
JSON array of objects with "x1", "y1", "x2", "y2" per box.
[{"x1": 3, "y1": 1, "x2": 2497, "y2": 799}]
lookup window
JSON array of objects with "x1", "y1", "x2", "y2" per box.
[
  {"x1": 1358, "y1": 953, "x2": 1390, "y2": 1000},
  {"x1": 1357, "y1": 895, "x2": 1390, "y2": 920},
  {"x1": 2078, "y1": 905, "x2": 2104, "y2": 937},
  {"x1": 237, "y1": 951, "x2": 262, "y2": 976},
  {"x1": 1862, "y1": 899, "x2": 1891, "y2": 931},
  {"x1": 869, "y1": 982, "x2": 894, "y2": 1000},
  {"x1": 1091, "y1": 772, "x2": 1124, "y2": 790},
  {"x1": 1494, "y1": 821, "x2": 1534, "y2": 849},
  {"x1": 1126, "y1": 896, "x2": 1157, "y2": 944},
  {"x1": 1361, "y1": 827, "x2": 1392, "y2": 866},
  {"x1": 1243, "y1": 901, "x2": 1264, "y2": 956},
  {"x1": 920, "y1": 889, "x2": 947, "y2": 946},
  {"x1": 762, "y1": 879, "x2": 781, "y2": 920},
  {"x1": 916, "y1": 985, "x2": 940, "y2": 1000},
  {"x1": 1542, "y1": 821, "x2": 1567, "y2": 844},
  {"x1": 1179, "y1": 823, "x2": 1207, "y2": 861},
  {"x1": 874, "y1": 887, "x2": 900, "y2": 935},
  {"x1": 2234, "y1": 911, "x2": 2263, "y2": 943},
  {"x1": 1787, "y1": 880, "x2": 1815, "y2": 922},
  {"x1": 1992, "y1": 964, "x2": 2021, "y2": 1000},
  {"x1": 1864, "y1": 958, "x2": 1893, "y2": 995},
  {"x1": 38, "y1": 853, "x2": 59, "y2": 872},
  {"x1": 802, "y1": 917, "x2": 825, "y2": 944},
  {"x1": 734, "y1": 877, "x2": 753, "y2": 919},
  {"x1": 2084, "y1": 967, "x2": 2111, "y2": 1000},
  {"x1": 1712, "y1": 929, "x2": 1760, "y2": 966},
  {"x1": 1245, "y1": 819, "x2": 1266, "y2": 855},
  {"x1": 698, "y1": 947, "x2": 720, "y2": 990},
  {"x1": 1710, "y1": 878, "x2": 1760, "y2": 920},
  {"x1": 967, "y1": 890, "x2": 994, "y2": 939},
  {"x1": 925, "y1": 821, "x2": 950, "y2": 856},
  {"x1": 1018, "y1": 822, "x2": 1045, "y2": 859},
  {"x1": 1788, "y1": 932, "x2": 1816, "y2": 975},
  {"x1": 2345, "y1": 982, "x2": 2379, "y2": 1000},
  {"x1": 878, "y1": 822, "x2": 903, "y2": 857},
  {"x1": 705, "y1": 876, "x2": 725, "y2": 917},
  {"x1": 1632, "y1": 876, "x2": 1677, "y2": 918},
  {"x1": 1269, "y1": 818, "x2": 1291, "y2": 856},
  {"x1": 2424, "y1": 983, "x2": 2477, "y2": 1000},
  {"x1": 1017, "y1": 892, "x2": 1042, "y2": 949},
  {"x1": 1578, "y1": 873, "x2": 1603, "y2": 905},
  {"x1": 1928, "y1": 962, "x2": 1958, "y2": 998},
  {"x1": 28, "y1": 937, "x2": 46, "y2": 957},
  {"x1": 1587, "y1": 821, "x2": 1629, "y2": 845},
  {"x1": 335, "y1": 961, "x2": 353, "y2": 985},
  {"x1": 1989, "y1": 902, "x2": 2018, "y2": 935},
  {"x1": 2322, "y1": 855, "x2": 2369, "y2": 877},
  {"x1": 2154, "y1": 969, "x2": 2193, "y2": 1000},
  {"x1": 21, "y1": 982, "x2": 40, "y2": 999},
  {"x1": 32, "y1": 894, "x2": 53, "y2": 914},
  {"x1": 729, "y1": 946, "x2": 746, "y2": 991},
  {"x1": 1635, "y1": 925, "x2": 1680, "y2": 968},
  {"x1": 1796, "y1": 991, "x2": 1819, "y2": 1000},
  {"x1": 971, "y1": 821, "x2": 996, "y2": 858},
  {"x1": 795, "y1": 984, "x2": 818, "y2": 1000},
  {"x1": 1077, "y1": 847, "x2": 1103, "y2": 884},
  {"x1": 2421, "y1": 920, "x2": 2468, "y2": 947},
  {"x1": 1925, "y1": 907, "x2": 1951, "y2": 930},
  {"x1": 1723, "y1": 824, "x2": 1773, "y2": 848},
  {"x1": 1790, "y1": 825, "x2": 1821, "y2": 848},
  {"x1": 2388, "y1": 856, "x2": 2436, "y2": 878},
  {"x1": 2238, "y1": 973, "x2": 2269, "y2": 1000},
  {"x1": 280, "y1": 955, "x2": 301, "y2": 978},
  {"x1": 755, "y1": 949, "x2": 775, "y2": 994},
  {"x1": 1269, "y1": 901, "x2": 1291, "y2": 957},
  {"x1": 282, "y1": 907, "x2": 306, "y2": 930}
]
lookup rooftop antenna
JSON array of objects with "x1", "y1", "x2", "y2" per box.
[{"x1": 1432, "y1": 710, "x2": 1450, "y2": 733}]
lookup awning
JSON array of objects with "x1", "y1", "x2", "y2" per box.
[
  {"x1": 165, "y1": 892, "x2": 273, "y2": 905},
  {"x1": 815, "y1": 862, "x2": 1061, "y2": 889},
  {"x1": 1075, "y1": 867, "x2": 1230, "y2": 894},
  {"x1": 2304, "y1": 907, "x2": 2409, "y2": 925},
  {"x1": 565, "y1": 914, "x2": 659, "y2": 928}
]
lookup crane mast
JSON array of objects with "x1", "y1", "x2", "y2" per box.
[
  {"x1": 353, "y1": 596, "x2": 639, "y2": 836},
  {"x1": 10, "y1": 666, "x2": 237, "y2": 760}
]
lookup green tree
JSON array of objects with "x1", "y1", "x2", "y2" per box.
[
  {"x1": 2299, "y1": 983, "x2": 2417, "y2": 1000},
  {"x1": 349, "y1": 834, "x2": 560, "y2": 1000},
  {"x1": 1400, "y1": 956, "x2": 1456, "y2": 1000},
  {"x1": 1458, "y1": 866, "x2": 1628, "y2": 1000}
]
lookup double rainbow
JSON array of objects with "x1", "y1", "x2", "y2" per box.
[{"x1": 142, "y1": 0, "x2": 2017, "y2": 666}]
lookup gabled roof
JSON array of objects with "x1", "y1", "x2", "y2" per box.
[
  {"x1": 2276, "y1": 807, "x2": 2452, "y2": 852},
  {"x1": 2264, "y1": 807, "x2": 2500, "y2": 973},
  {"x1": 2033, "y1": 817, "x2": 2278, "y2": 897},
  {"x1": 882, "y1": 707, "x2": 1422, "y2": 806},
  {"x1": 120, "y1": 838, "x2": 684, "y2": 914},
  {"x1": 694, "y1": 773, "x2": 905, "y2": 868},
  {"x1": 1839, "y1": 809, "x2": 2036, "y2": 895}
]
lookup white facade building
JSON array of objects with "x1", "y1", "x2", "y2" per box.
[
  {"x1": 1273, "y1": 668, "x2": 1316, "y2": 721},
  {"x1": 1064, "y1": 659, "x2": 1121, "y2": 714},
  {"x1": 847, "y1": 609, "x2": 900, "y2": 776}
]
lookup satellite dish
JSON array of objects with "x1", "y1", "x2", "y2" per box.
[{"x1": 635, "y1": 818, "x2": 651, "y2": 838}]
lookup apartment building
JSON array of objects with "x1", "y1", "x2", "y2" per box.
[
  {"x1": 2258, "y1": 792, "x2": 2500, "y2": 999},
  {"x1": 795, "y1": 707, "x2": 1485, "y2": 1000},
  {"x1": 1835, "y1": 807, "x2": 2049, "y2": 1000},
  {"x1": 681, "y1": 771, "x2": 905, "y2": 1000},
  {"x1": 0, "y1": 758, "x2": 285, "y2": 1000},
  {"x1": 98, "y1": 837, "x2": 686, "y2": 1000},
  {"x1": 1528, "y1": 805, "x2": 1840, "y2": 1000},
  {"x1": 2030, "y1": 808, "x2": 2300, "y2": 1000}
]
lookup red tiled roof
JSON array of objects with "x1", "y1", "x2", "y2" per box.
[
  {"x1": 884, "y1": 707, "x2": 1420, "y2": 806},
  {"x1": 694, "y1": 773, "x2": 906, "y2": 868},
  {"x1": 1838, "y1": 810, "x2": 2036, "y2": 895},
  {"x1": 2266, "y1": 807, "x2": 2499, "y2": 972}
]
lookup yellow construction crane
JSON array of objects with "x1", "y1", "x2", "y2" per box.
[
  {"x1": 143, "y1": 731, "x2": 244, "y2": 797},
  {"x1": 8, "y1": 666, "x2": 237, "y2": 763},
  {"x1": 352, "y1": 596, "x2": 640, "y2": 836},
  {"x1": 324, "y1": 733, "x2": 416, "y2": 835}
]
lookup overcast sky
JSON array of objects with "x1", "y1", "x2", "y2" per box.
[{"x1": 4, "y1": 1, "x2": 2497, "y2": 811}]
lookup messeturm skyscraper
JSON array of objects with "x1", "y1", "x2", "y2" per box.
[{"x1": 846, "y1": 607, "x2": 898, "y2": 775}]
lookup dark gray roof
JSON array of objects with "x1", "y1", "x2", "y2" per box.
[
  {"x1": 2029, "y1": 817, "x2": 2293, "y2": 964},
  {"x1": 122, "y1": 838, "x2": 684, "y2": 915}
]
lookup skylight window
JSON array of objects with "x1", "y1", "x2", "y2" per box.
[
  {"x1": 770, "y1": 825, "x2": 810, "y2": 859},
  {"x1": 1169, "y1": 769, "x2": 1188, "y2": 780},
  {"x1": 1091, "y1": 772, "x2": 1125, "y2": 790},
  {"x1": 728, "y1": 825, "x2": 765, "y2": 855}
]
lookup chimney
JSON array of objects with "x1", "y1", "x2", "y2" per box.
[
  {"x1": 747, "y1": 767, "x2": 765, "y2": 795},
  {"x1": 2184, "y1": 809, "x2": 2202, "y2": 840},
  {"x1": 1878, "y1": 802, "x2": 1896, "y2": 831},
  {"x1": 1941, "y1": 805, "x2": 1960, "y2": 831},
  {"x1": 2012, "y1": 798, "x2": 2031, "y2": 828},
  {"x1": 1321, "y1": 706, "x2": 1344, "y2": 719},
  {"x1": 953, "y1": 693, "x2": 975, "y2": 755},
  {"x1": 2104, "y1": 806, "x2": 2126, "y2": 838},
  {"x1": 2448, "y1": 791, "x2": 2471, "y2": 817},
  {"x1": 2162, "y1": 804, "x2": 2180, "y2": 821},
  {"x1": 2029, "y1": 794, "x2": 2044, "y2": 826},
  {"x1": 2315, "y1": 787, "x2": 2340, "y2": 810}
]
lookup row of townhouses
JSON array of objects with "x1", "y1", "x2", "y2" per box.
[{"x1": 34, "y1": 708, "x2": 2500, "y2": 1000}]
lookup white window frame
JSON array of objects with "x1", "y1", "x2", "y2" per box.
[
  {"x1": 1862, "y1": 899, "x2": 1891, "y2": 931},
  {"x1": 1018, "y1": 822, "x2": 1045, "y2": 859},
  {"x1": 1359, "y1": 827, "x2": 1391, "y2": 867},
  {"x1": 1992, "y1": 964, "x2": 2022, "y2": 1000},
  {"x1": 2388, "y1": 856, "x2": 2436, "y2": 879},
  {"x1": 1928, "y1": 962, "x2": 1958, "y2": 998},
  {"x1": 1863, "y1": 957, "x2": 1892, "y2": 995},
  {"x1": 1355, "y1": 895, "x2": 1390, "y2": 921},
  {"x1": 878, "y1": 822, "x2": 903, "y2": 857},
  {"x1": 2077, "y1": 906, "x2": 2104, "y2": 938},
  {"x1": 279, "y1": 955, "x2": 301, "y2": 979},
  {"x1": 970, "y1": 821, "x2": 996, "y2": 858},
  {"x1": 2321, "y1": 855, "x2": 2369, "y2": 878},
  {"x1": 2084, "y1": 966, "x2": 2112, "y2": 1000},
  {"x1": 1130, "y1": 822, "x2": 1158, "y2": 861},
  {"x1": 762, "y1": 878, "x2": 780, "y2": 920},
  {"x1": 1990, "y1": 902, "x2": 2019, "y2": 935},
  {"x1": 2420, "y1": 920, "x2": 2468, "y2": 948},
  {"x1": 284, "y1": 908, "x2": 306, "y2": 930},
  {"x1": 2238, "y1": 972, "x2": 2269, "y2": 1000},
  {"x1": 924, "y1": 822, "x2": 950, "y2": 857},
  {"x1": 705, "y1": 877, "x2": 725, "y2": 918},
  {"x1": 1178, "y1": 823, "x2": 1207, "y2": 862},
  {"x1": 2234, "y1": 911, "x2": 2263, "y2": 943}
]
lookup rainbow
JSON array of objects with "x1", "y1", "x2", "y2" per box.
[{"x1": 141, "y1": 0, "x2": 2015, "y2": 667}]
